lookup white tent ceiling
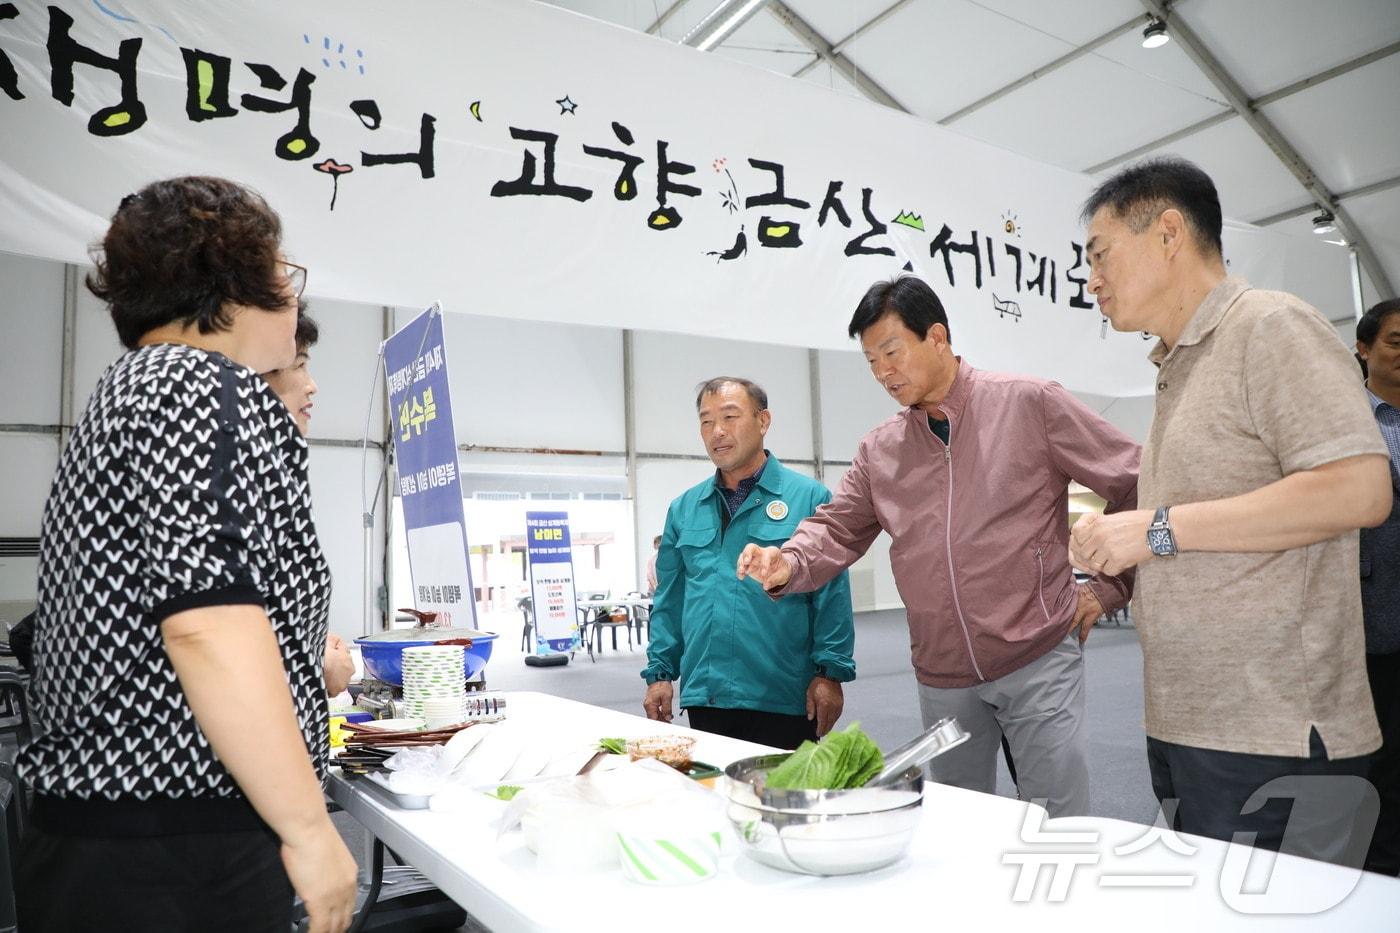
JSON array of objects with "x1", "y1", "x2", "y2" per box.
[{"x1": 538, "y1": 0, "x2": 1400, "y2": 320}]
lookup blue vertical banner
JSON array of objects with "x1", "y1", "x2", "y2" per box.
[
  {"x1": 383, "y1": 304, "x2": 477, "y2": 627},
  {"x1": 525, "y1": 511, "x2": 580, "y2": 654}
]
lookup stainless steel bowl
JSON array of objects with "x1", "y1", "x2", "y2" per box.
[{"x1": 720, "y1": 754, "x2": 924, "y2": 876}]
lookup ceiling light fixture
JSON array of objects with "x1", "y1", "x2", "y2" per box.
[
  {"x1": 682, "y1": 0, "x2": 769, "y2": 52},
  {"x1": 1141, "y1": 18, "x2": 1170, "y2": 49},
  {"x1": 1311, "y1": 210, "x2": 1337, "y2": 235}
]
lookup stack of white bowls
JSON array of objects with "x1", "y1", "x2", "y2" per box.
[{"x1": 400, "y1": 645, "x2": 465, "y2": 722}]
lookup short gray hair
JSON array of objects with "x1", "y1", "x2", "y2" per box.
[{"x1": 694, "y1": 377, "x2": 767, "y2": 413}]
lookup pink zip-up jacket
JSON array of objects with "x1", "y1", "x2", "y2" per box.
[{"x1": 777, "y1": 360, "x2": 1141, "y2": 688}]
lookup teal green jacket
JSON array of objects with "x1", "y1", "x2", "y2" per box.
[{"x1": 642, "y1": 455, "x2": 855, "y2": 716}]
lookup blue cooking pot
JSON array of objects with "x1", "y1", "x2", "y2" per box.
[{"x1": 354, "y1": 629, "x2": 497, "y2": 686}]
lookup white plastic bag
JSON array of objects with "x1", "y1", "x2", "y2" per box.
[{"x1": 498, "y1": 758, "x2": 726, "y2": 872}]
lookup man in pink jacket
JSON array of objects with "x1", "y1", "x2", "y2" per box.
[{"x1": 738, "y1": 275, "x2": 1140, "y2": 816}]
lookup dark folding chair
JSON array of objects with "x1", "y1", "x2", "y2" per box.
[{"x1": 590, "y1": 606, "x2": 634, "y2": 654}]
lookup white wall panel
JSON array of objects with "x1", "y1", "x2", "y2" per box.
[
  {"x1": 308, "y1": 445, "x2": 387, "y2": 641},
  {"x1": 822, "y1": 462, "x2": 900, "y2": 613},
  {"x1": 1275, "y1": 238, "x2": 1359, "y2": 327},
  {"x1": 0, "y1": 553, "x2": 38, "y2": 621},
  {"x1": 0, "y1": 253, "x2": 63, "y2": 425},
  {"x1": 633, "y1": 331, "x2": 813, "y2": 459},
  {"x1": 422, "y1": 311, "x2": 625, "y2": 452},
  {"x1": 458, "y1": 450, "x2": 626, "y2": 480},
  {"x1": 633, "y1": 459, "x2": 705, "y2": 585},
  {"x1": 0, "y1": 434, "x2": 59, "y2": 536},
  {"x1": 1070, "y1": 391, "x2": 1155, "y2": 446},
  {"x1": 72, "y1": 265, "x2": 125, "y2": 418},
  {"x1": 817, "y1": 348, "x2": 901, "y2": 462},
  {"x1": 302, "y1": 298, "x2": 386, "y2": 441}
]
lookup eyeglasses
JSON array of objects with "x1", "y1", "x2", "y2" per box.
[{"x1": 281, "y1": 261, "x2": 308, "y2": 299}]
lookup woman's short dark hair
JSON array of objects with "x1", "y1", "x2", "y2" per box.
[
  {"x1": 294, "y1": 309, "x2": 319, "y2": 353},
  {"x1": 1357, "y1": 298, "x2": 1400, "y2": 348},
  {"x1": 1080, "y1": 156, "x2": 1223, "y2": 257},
  {"x1": 695, "y1": 377, "x2": 767, "y2": 413},
  {"x1": 87, "y1": 176, "x2": 287, "y2": 349},
  {"x1": 848, "y1": 275, "x2": 950, "y2": 342}
]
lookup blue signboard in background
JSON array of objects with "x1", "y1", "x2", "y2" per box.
[
  {"x1": 525, "y1": 511, "x2": 579, "y2": 654},
  {"x1": 383, "y1": 304, "x2": 477, "y2": 627}
]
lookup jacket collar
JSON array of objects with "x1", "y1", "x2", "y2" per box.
[
  {"x1": 1148, "y1": 276, "x2": 1249, "y2": 367},
  {"x1": 906, "y1": 357, "x2": 975, "y2": 423},
  {"x1": 1366, "y1": 385, "x2": 1396, "y2": 415},
  {"x1": 704, "y1": 451, "x2": 784, "y2": 498},
  {"x1": 754, "y1": 452, "x2": 785, "y2": 495}
]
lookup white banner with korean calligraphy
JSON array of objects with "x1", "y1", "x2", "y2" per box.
[{"x1": 0, "y1": 0, "x2": 1350, "y2": 396}]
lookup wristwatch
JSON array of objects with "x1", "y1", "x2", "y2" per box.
[{"x1": 1146, "y1": 506, "x2": 1178, "y2": 557}]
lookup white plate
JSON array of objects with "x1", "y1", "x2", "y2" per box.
[
  {"x1": 454, "y1": 725, "x2": 524, "y2": 785},
  {"x1": 503, "y1": 740, "x2": 551, "y2": 781},
  {"x1": 442, "y1": 722, "x2": 493, "y2": 771},
  {"x1": 539, "y1": 743, "x2": 599, "y2": 779}
]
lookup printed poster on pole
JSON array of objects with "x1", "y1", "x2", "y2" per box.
[
  {"x1": 525, "y1": 510, "x2": 579, "y2": 655},
  {"x1": 383, "y1": 303, "x2": 477, "y2": 626}
]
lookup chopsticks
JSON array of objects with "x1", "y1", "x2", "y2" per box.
[
  {"x1": 341, "y1": 720, "x2": 479, "y2": 748},
  {"x1": 336, "y1": 720, "x2": 481, "y2": 776}
]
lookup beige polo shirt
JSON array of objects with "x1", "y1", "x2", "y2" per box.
[{"x1": 1136, "y1": 277, "x2": 1385, "y2": 759}]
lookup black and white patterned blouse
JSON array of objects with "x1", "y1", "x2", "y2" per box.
[{"x1": 21, "y1": 344, "x2": 331, "y2": 805}]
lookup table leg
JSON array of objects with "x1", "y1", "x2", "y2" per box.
[{"x1": 348, "y1": 837, "x2": 386, "y2": 933}]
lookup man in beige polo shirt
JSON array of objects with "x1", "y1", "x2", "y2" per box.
[{"x1": 1068, "y1": 156, "x2": 1391, "y2": 863}]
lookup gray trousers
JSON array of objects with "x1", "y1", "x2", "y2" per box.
[{"x1": 916, "y1": 635, "x2": 1089, "y2": 817}]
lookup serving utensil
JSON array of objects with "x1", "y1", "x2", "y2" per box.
[{"x1": 866, "y1": 716, "x2": 970, "y2": 787}]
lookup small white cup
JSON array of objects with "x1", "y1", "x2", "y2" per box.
[{"x1": 422, "y1": 697, "x2": 463, "y2": 729}]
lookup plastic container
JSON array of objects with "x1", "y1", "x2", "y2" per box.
[
  {"x1": 615, "y1": 817, "x2": 721, "y2": 885},
  {"x1": 625, "y1": 735, "x2": 696, "y2": 770}
]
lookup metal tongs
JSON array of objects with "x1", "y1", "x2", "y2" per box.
[{"x1": 866, "y1": 716, "x2": 971, "y2": 787}]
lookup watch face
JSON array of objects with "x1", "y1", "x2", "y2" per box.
[{"x1": 1148, "y1": 528, "x2": 1173, "y2": 555}]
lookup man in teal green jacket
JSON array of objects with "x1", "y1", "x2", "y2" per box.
[{"x1": 641, "y1": 376, "x2": 855, "y2": 748}]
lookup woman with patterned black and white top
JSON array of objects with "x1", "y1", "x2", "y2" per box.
[{"x1": 17, "y1": 177, "x2": 357, "y2": 933}]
